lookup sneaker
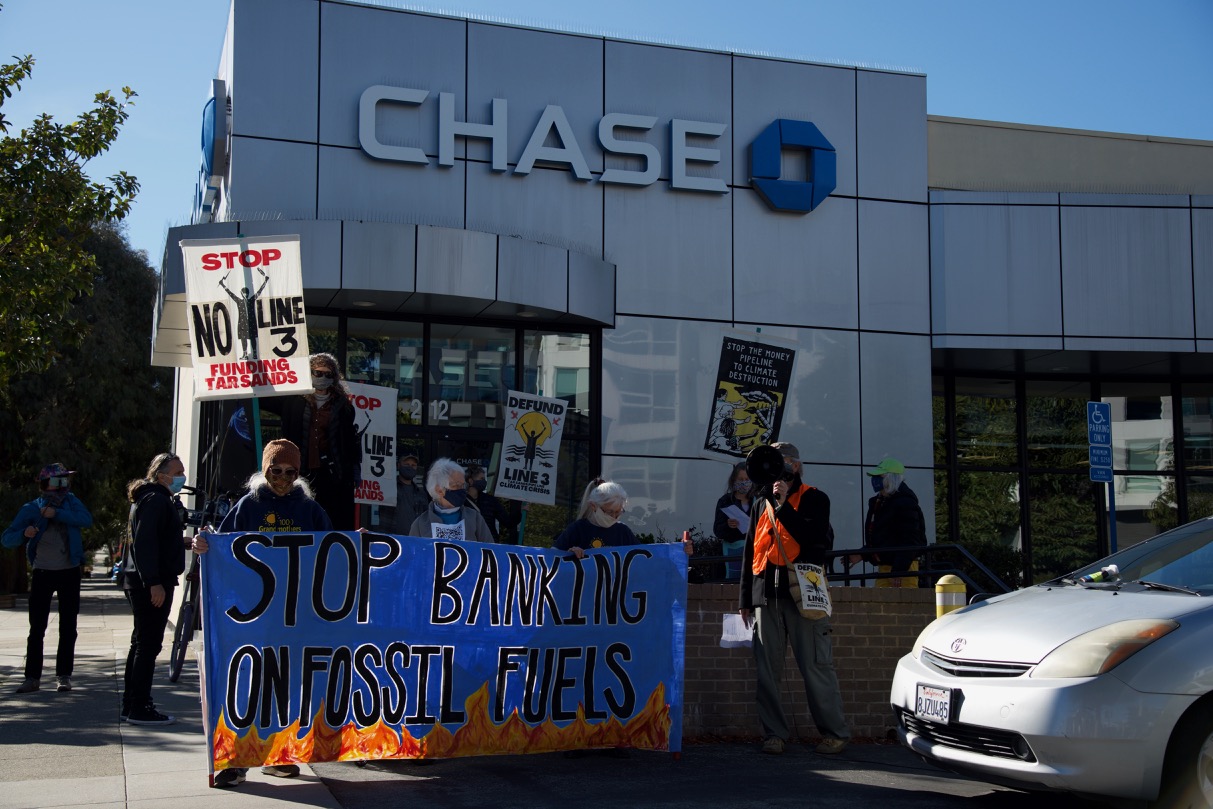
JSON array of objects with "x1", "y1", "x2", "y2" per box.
[
  {"x1": 261, "y1": 764, "x2": 300, "y2": 777},
  {"x1": 126, "y1": 705, "x2": 176, "y2": 726},
  {"x1": 814, "y1": 737, "x2": 848, "y2": 755},
  {"x1": 14, "y1": 678, "x2": 39, "y2": 694},
  {"x1": 213, "y1": 768, "x2": 247, "y2": 788},
  {"x1": 120, "y1": 704, "x2": 130, "y2": 723},
  {"x1": 55, "y1": 676, "x2": 72, "y2": 692},
  {"x1": 761, "y1": 736, "x2": 785, "y2": 755}
]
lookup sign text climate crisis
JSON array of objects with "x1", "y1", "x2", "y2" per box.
[
  {"x1": 219, "y1": 536, "x2": 649, "y2": 732},
  {"x1": 190, "y1": 247, "x2": 306, "y2": 371}
]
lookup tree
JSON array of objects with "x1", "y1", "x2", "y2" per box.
[
  {"x1": 0, "y1": 16, "x2": 139, "y2": 390},
  {"x1": 0, "y1": 223, "x2": 173, "y2": 594}
]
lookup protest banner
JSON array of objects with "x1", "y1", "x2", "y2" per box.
[
  {"x1": 495, "y1": 391, "x2": 567, "y2": 505},
  {"x1": 198, "y1": 532, "x2": 687, "y2": 775},
  {"x1": 348, "y1": 381, "x2": 398, "y2": 507},
  {"x1": 702, "y1": 332, "x2": 796, "y2": 462},
  {"x1": 180, "y1": 236, "x2": 312, "y2": 400}
]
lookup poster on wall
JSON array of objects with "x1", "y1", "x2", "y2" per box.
[
  {"x1": 348, "y1": 381, "x2": 398, "y2": 508},
  {"x1": 180, "y1": 235, "x2": 311, "y2": 400},
  {"x1": 494, "y1": 390, "x2": 567, "y2": 505},
  {"x1": 197, "y1": 531, "x2": 687, "y2": 776},
  {"x1": 701, "y1": 332, "x2": 797, "y2": 463}
]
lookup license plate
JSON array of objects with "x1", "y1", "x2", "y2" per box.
[{"x1": 915, "y1": 684, "x2": 952, "y2": 724}]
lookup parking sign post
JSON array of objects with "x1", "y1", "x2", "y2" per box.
[{"x1": 1088, "y1": 401, "x2": 1117, "y2": 553}]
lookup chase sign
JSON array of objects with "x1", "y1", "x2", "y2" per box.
[{"x1": 750, "y1": 119, "x2": 836, "y2": 213}]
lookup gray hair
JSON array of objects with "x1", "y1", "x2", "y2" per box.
[
  {"x1": 881, "y1": 472, "x2": 904, "y2": 495},
  {"x1": 577, "y1": 479, "x2": 628, "y2": 520},
  {"x1": 426, "y1": 458, "x2": 465, "y2": 499}
]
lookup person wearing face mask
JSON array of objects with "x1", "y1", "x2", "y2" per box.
[
  {"x1": 121, "y1": 452, "x2": 189, "y2": 726},
  {"x1": 192, "y1": 439, "x2": 330, "y2": 787},
  {"x1": 713, "y1": 462, "x2": 753, "y2": 580},
  {"x1": 739, "y1": 442, "x2": 850, "y2": 757},
  {"x1": 4, "y1": 463, "x2": 94, "y2": 695},
  {"x1": 464, "y1": 463, "x2": 516, "y2": 543},
  {"x1": 262, "y1": 353, "x2": 361, "y2": 530},
  {"x1": 554, "y1": 479, "x2": 694, "y2": 560},
  {"x1": 390, "y1": 453, "x2": 431, "y2": 535},
  {"x1": 409, "y1": 458, "x2": 494, "y2": 543},
  {"x1": 848, "y1": 458, "x2": 927, "y2": 588}
]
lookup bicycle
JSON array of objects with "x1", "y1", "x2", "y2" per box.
[{"x1": 169, "y1": 489, "x2": 233, "y2": 683}]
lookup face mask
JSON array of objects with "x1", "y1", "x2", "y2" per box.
[
  {"x1": 399, "y1": 465, "x2": 417, "y2": 480},
  {"x1": 42, "y1": 490, "x2": 67, "y2": 507},
  {"x1": 783, "y1": 463, "x2": 797, "y2": 478},
  {"x1": 870, "y1": 475, "x2": 885, "y2": 493},
  {"x1": 733, "y1": 480, "x2": 753, "y2": 494},
  {"x1": 472, "y1": 479, "x2": 487, "y2": 493},
  {"x1": 169, "y1": 475, "x2": 187, "y2": 494},
  {"x1": 444, "y1": 488, "x2": 468, "y2": 509},
  {"x1": 589, "y1": 508, "x2": 618, "y2": 529},
  {"x1": 312, "y1": 375, "x2": 334, "y2": 391}
]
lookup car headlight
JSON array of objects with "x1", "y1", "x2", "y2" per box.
[
  {"x1": 1031, "y1": 619, "x2": 1178, "y2": 678},
  {"x1": 911, "y1": 609, "x2": 965, "y2": 658}
]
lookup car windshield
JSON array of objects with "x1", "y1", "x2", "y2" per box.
[{"x1": 1056, "y1": 516, "x2": 1213, "y2": 595}]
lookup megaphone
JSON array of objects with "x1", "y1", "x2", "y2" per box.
[{"x1": 746, "y1": 444, "x2": 786, "y2": 489}]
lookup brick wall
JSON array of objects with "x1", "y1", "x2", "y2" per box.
[{"x1": 684, "y1": 583, "x2": 937, "y2": 741}]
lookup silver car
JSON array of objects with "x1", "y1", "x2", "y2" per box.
[{"x1": 890, "y1": 517, "x2": 1213, "y2": 807}]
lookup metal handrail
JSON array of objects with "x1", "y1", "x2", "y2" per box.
[{"x1": 689, "y1": 542, "x2": 1013, "y2": 596}]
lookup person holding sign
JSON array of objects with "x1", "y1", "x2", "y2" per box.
[
  {"x1": 738, "y1": 442, "x2": 849, "y2": 756},
  {"x1": 192, "y1": 438, "x2": 331, "y2": 787},
  {"x1": 713, "y1": 462, "x2": 753, "y2": 580},
  {"x1": 555, "y1": 480, "x2": 694, "y2": 560},
  {"x1": 264, "y1": 353, "x2": 360, "y2": 530},
  {"x1": 408, "y1": 458, "x2": 494, "y2": 542}
]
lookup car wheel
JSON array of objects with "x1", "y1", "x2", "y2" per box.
[{"x1": 1155, "y1": 702, "x2": 1213, "y2": 809}]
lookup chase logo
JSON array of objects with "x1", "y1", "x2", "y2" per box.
[{"x1": 750, "y1": 119, "x2": 836, "y2": 213}]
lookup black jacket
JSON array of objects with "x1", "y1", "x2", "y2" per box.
[
  {"x1": 863, "y1": 483, "x2": 927, "y2": 570},
  {"x1": 127, "y1": 482, "x2": 186, "y2": 589},
  {"x1": 265, "y1": 394, "x2": 361, "y2": 485},
  {"x1": 713, "y1": 492, "x2": 751, "y2": 543},
  {"x1": 739, "y1": 479, "x2": 831, "y2": 610}
]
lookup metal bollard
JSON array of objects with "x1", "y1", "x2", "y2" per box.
[{"x1": 935, "y1": 574, "x2": 966, "y2": 618}]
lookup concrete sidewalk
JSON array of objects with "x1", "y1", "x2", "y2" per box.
[{"x1": 0, "y1": 576, "x2": 342, "y2": 809}]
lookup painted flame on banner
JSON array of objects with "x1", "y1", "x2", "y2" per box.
[{"x1": 212, "y1": 683, "x2": 671, "y2": 769}]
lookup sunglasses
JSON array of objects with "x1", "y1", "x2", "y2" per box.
[
  {"x1": 311, "y1": 369, "x2": 335, "y2": 379},
  {"x1": 268, "y1": 466, "x2": 300, "y2": 479},
  {"x1": 44, "y1": 476, "x2": 70, "y2": 489}
]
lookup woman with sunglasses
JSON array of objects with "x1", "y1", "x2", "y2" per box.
[
  {"x1": 261, "y1": 353, "x2": 360, "y2": 530},
  {"x1": 192, "y1": 438, "x2": 330, "y2": 787}
]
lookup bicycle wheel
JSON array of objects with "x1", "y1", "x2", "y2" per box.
[{"x1": 168, "y1": 580, "x2": 197, "y2": 683}]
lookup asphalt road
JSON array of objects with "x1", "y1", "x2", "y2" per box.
[{"x1": 312, "y1": 741, "x2": 1103, "y2": 809}]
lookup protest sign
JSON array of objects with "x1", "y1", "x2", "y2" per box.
[
  {"x1": 348, "y1": 381, "x2": 398, "y2": 507},
  {"x1": 495, "y1": 391, "x2": 567, "y2": 505},
  {"x1": 702, "y1": 332, "x2": 796, "y2": 462},
  {"x1": 180, "y1": 236, "x2": 312, "y2": 400},
  {"x1": 198, "y1": 532, "x2": 686, "y2": 774}
]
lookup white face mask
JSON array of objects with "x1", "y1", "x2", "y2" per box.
[{"x1": 588, "y1": 507, "x2": 617, "y2": 529}]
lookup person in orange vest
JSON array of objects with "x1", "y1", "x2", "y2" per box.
[{"x1": 738, "y1": 442, "x2": 849, "y2": 756}]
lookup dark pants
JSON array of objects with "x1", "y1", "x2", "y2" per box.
[
  {"x1": 306, "y1": 465, "x2": 355, "y2": 530},
  {"x1": 122, "y1": 584, "x2": 173, "y2": 710},
  {"x1": 25, "y1": 567, "x2": 81, "y2": 680}
]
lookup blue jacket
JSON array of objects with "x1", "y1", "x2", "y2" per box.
[
  {"x1": 3, "y1": 493, "x2": 94, "y2": 567},
  {"x1": 219, "y1": 484, "x2": 333, "y2": 533},
  {"x1": 553, "y1": 518, "x2": 638, "y2": 551}
]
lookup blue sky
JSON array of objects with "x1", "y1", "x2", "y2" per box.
[{"x1": 2, "y1": 0, "x2": 1210, "y2": 265}]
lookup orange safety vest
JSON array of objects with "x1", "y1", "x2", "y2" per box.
[{"x1": 751, "y1": 484, "x2": 813, "y2": 575}]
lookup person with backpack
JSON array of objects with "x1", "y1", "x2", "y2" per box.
[{"x1": 738, "y1": 442, "x2": 850, "y2": 757}]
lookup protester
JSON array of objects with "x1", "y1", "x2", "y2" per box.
[
  {"x1": 738, "y1": 442, "x2": 850, "y2": 756},
  {"x1": 390, "y1": 453, "x2": 431, "y2": 534},
  {"x1": 192, "y1": 438, "x2": 331, "y2": 787},
  {"x1": 465, "y1": 463, "x2": 516, "y2": 543},
  {"x1": 262, "y1": 353, "x2": 361, "y2": 530},
  {"x1": 849, "y1": 458, "x2": 927, "y2": 587},
  {"x1": 409, "y1": 458, "x2": 494, "y2": 542},
  {"x1": 3, "y1": 463, "x2": 93, "y2": 694},
  {"x1": 555, "y1": 479, "x2": 693, "y2": 559},
  {"x1": 121, "y1": 453, "x2": 188, "y2": 726},
  {"x1": 712, "y1": 461, "x2": 753, "y2": 580}
]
